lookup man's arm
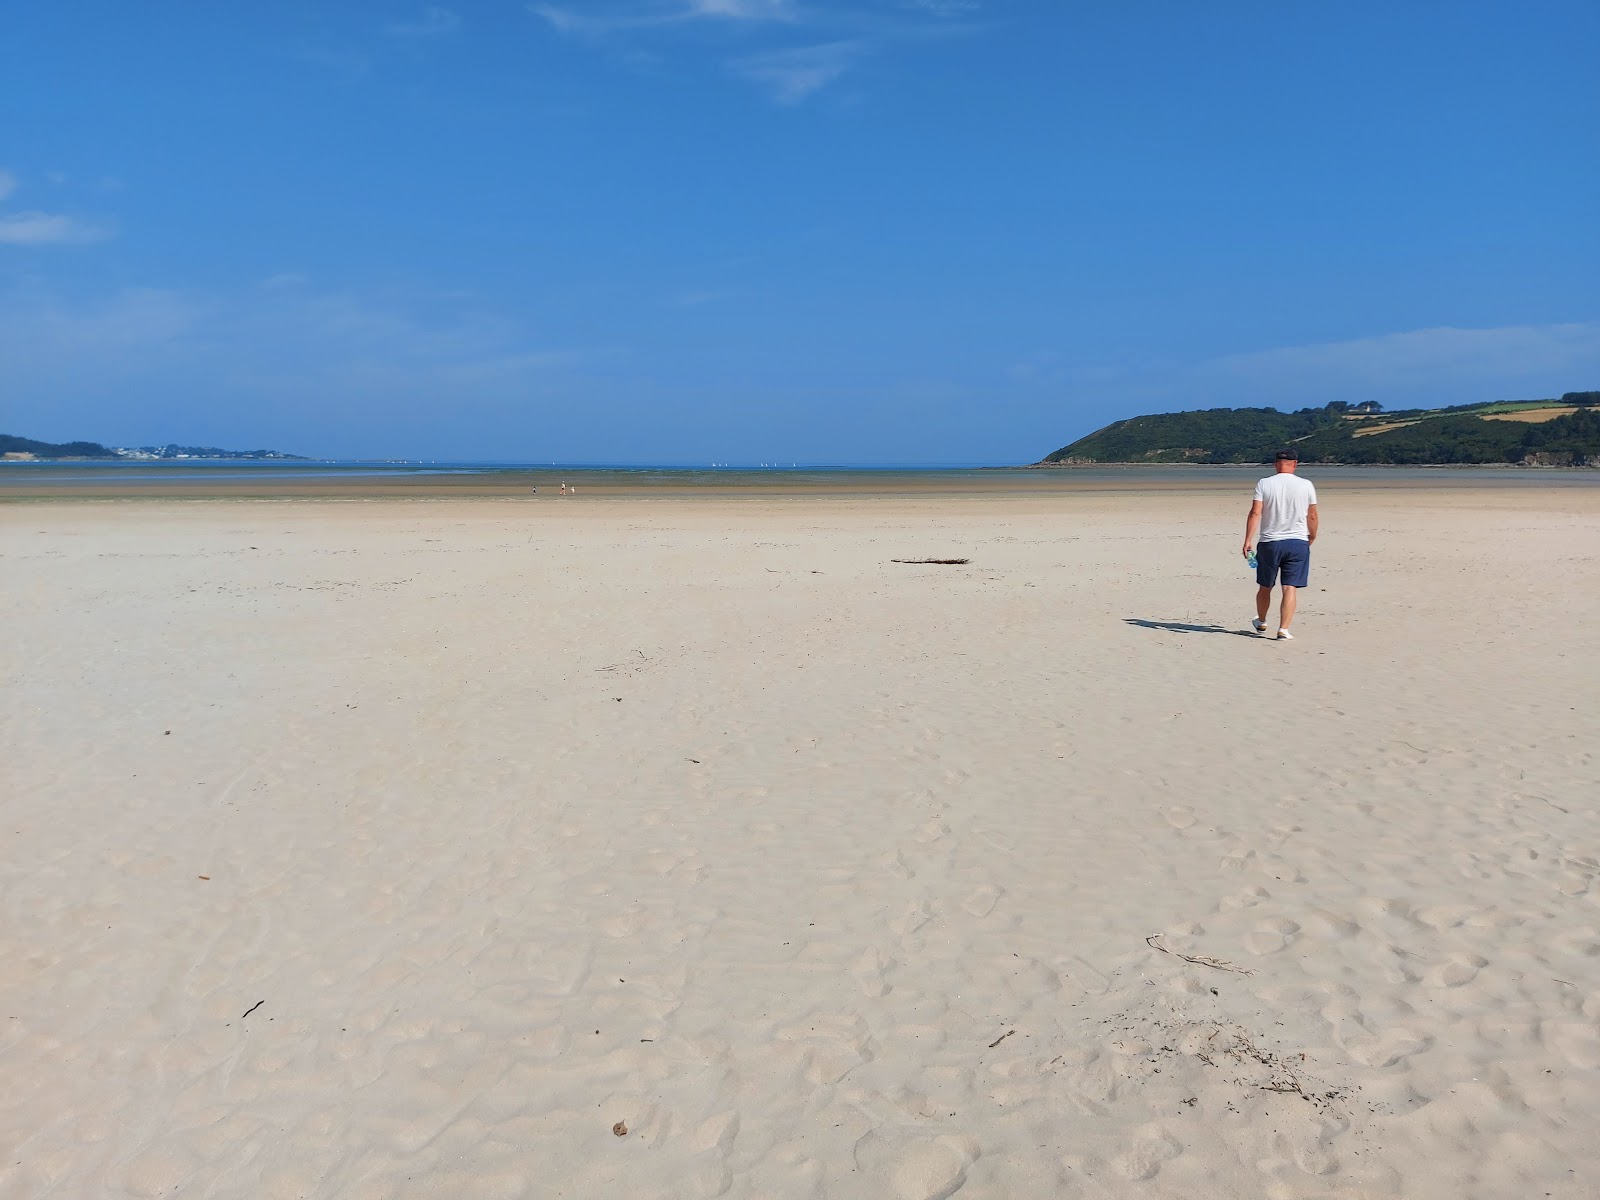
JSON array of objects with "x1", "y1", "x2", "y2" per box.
[
  {"x1": 1243, "y1": 500, "x2": 1262, "y2": 556},
  {"x1": 1307, "y1": 503, "x2": 1318, "y2": 545}
]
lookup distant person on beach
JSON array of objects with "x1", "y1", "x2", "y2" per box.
[{"x1": 1243, "y1": 449, "x2": 1318, "y2": 640}]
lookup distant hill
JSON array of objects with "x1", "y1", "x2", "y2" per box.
[
  {"x1": 1, "y1": 434, "x2": 117, "y2": 459},
  {"x1": 2, "y1": 435, "x2": 306, "y2": 461},
  {"x1": 1040, "y1": 391, "x2": 1600, "y2": 466}
]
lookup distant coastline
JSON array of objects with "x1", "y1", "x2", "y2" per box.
[
  {"x1": 1029, "y1": 459, "x2": 1598, "y2": 469},
  {"x1": 1040, "y1": 390, "x2": 1600, "y2": 467},
  {"x1": 2, "y1": 434, "x2": 306, "y2": 462}
]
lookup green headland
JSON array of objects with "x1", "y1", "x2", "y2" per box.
[{"x1": 1042, "y1": 391, "x2": 1600, "y2": 466}]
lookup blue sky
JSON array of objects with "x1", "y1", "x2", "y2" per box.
[{"x1": 4, "y1": 0, "x2": 1597, "y2": 463}]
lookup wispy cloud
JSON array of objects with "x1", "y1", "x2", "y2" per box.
[
  {"x1": 534, "y1": 1, "x2": 978, "y2": 102},
  {"x1": 16, "y1": 287, "x2": 206, "y2": 350},
  {"x1": 530, "y1": 3, "x2": 676, "y2": 36},
  {"x1": 897, "y1": 0, "x2": 979, "y2": 14},
  {"x1": 1013, "y1": 321, "x2": 1600, "y2": 427},
  {"x1": 0, "y1": 170, "x2": 17, "y2": 201},
  {"x1": 386, "y1": 6, "x2": 461, "y2": 36},
  {"x1": 532, "y1": 0, "x2": 796, "y2": 34},
  {"x1": 1202, "y1": 322, "x2": 1600, "y2": 385},
  {"x1": 730, "y1": 40, "x2": 862, "y2": 103},
  {"x1": 688, "y1": 0, "x2": 797, "y2": 19},
  {"x1": 1, "y1": 280, "x2": 596, "y2": 423},
  {"x1": 0, "y1": 210, "x2": 115, "y2": 246}
]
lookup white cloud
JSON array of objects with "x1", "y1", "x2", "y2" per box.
[
  {"x1": 386, "y1": 6, "x2": 461, "y2": 36},
  {"x1": 730, "y1": 40, "x2": 860, "y2": 103},
  {"x1": 1202, "y1": 322, "x2": 1600, "y2": 386},
  {"x1": 530, "y1": 3, "x2": 670, "y2": 35},
  {"x1": 0, "y1": 281, "x2": 592, "y2": 411},
  {"x1": 0, "y1": 170, "x2": 17, "y2": 201},
  {"x1": 0, "y1": 210, "x2": 114, "y2": 245},
  {"x1": 533, "y1": 2, "x2": 974, "y2": 102},
  {"x1": 688, "y1": 0, "x2": 795, "y2": 19},
  {"x1": 534, "y1": 0, "x2": 793, "y2": 33},
  {"x1": 898, "y1": 0, "x2": 979, "y2": 13},
  {"x1": 3, "y1": 288, "x2": 203, "y2": 358},
  {"x1": 1004, "y1": 320, "x2": 1600, "y2": 450}
]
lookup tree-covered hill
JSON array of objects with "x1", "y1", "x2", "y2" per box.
[
  {"x1": 1041, "y1": 392, "x2": 1600, "y2": 466},
  {"x1": 1, "y1": 434, "x2": 117, "y2": 458}
]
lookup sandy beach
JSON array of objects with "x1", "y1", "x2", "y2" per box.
[{"x1": 3, "y1": 481, "x2": 1598, "y2": 1199}]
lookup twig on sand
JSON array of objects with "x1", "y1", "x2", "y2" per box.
[
  {"x1": 1146, "y1": 935, "x2": 1255, "y2": 975},
  {"x1": 1529, "y1": 794, "x2": 1570, "y2": 814},
  {"x1": 596, "y1": 650, "x2": 649, "y2": 674},
  {"x1": 241, "y1": 1000, "x2": 265, "y2": 1019},
  {"x1": 988, "y1": 1029, "x2": 1015, "y2": 1048},
  {"x1": 892, "y1": 558, "x2": 970, "y2": 566}
]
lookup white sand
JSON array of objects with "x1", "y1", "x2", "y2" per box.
[{"x1": 3, "y1": 488, "x2": 1598, "y2": 1199}]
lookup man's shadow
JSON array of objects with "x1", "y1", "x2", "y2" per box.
[{"x1": 1124, "y1": 618, "x2": 1256, "y2": 638}]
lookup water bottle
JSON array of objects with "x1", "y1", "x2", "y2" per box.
[{"x1": 1246, "y1": 549, "x2": 1258, "y2": 570}]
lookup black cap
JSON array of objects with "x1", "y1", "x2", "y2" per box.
[{"x1": 1274, "y1": 448, "x2": 1299, "y2": 461}]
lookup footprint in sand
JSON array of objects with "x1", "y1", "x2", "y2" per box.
[
  {"x1": 1218, "y1": 885, "x2": 1272, "y2": 911},
  {"x1": 1245, "y1": 918, "x2": 1301, "y2": 956},
  {"x1": 691, "y1": 1110, "x2": 740, "y2": 1155},
  {"x1": 690, "y1": 1163, "x2": 732, "y2": 1198},
  {"x1": 1425, "y1": 954, "x2": 1487, "y2": 988},
  {"x1": 1219, "y1": 848, "x2": 1256, "y2": 873},
  {"x1": 962, "y1": 884, "x2": 1003, "y2": 917},
  {"x1": 851, "y1": 946, "x2": 895, "y2": 997},
  {"x1": 854, "y1": 1132, "x2": 980, "y2": 1200},
  {"x1": 1348, "y1": 1028, "x2": 1432, "y2": 1067},
  {"x1": 1260, "y1": 1123, "x2": 1342, "y2": 1178},
  {"x1": 1301, "y1": 908, "x2": 1359, "y2": 939},
  {"x1": 1258, "y1": 857, "x2": 1306, "y2": 883},
  {"x1": 878, "y1": 850, "x2": 916, "y2": 880},
  {"x1": 976, "y1": 828, "x2": 1016, "y2": 852},
  {"x1": 596, "y1": 908, "x2": 645, "y2": 938},
  {"x1": 1550, "y1": 929, "x2": 1600, "y2": 957},
  {"x1": 892, "y1": 899, "x2": 933, "y2": 937},
  {"x1": 1111, "y1": 1127, "x2": 1183, "y2": 1181}
]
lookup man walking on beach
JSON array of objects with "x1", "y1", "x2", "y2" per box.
[{"x1": 1243, "y1": 449, "x2": 1318, "y2": 640}]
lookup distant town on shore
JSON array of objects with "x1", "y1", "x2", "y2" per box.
[{"x1": 1, "y1": 436, "x2": 306, "y2": 462}]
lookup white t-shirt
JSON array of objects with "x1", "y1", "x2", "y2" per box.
[{"x1": 1254, "y1": 473, "x2": 1318, "y2": 542}]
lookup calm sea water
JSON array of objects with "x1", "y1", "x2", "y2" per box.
[
  {"x1": 0, "y1": 460, "x2": 1007, "y2": 485},
  {"x1": 3, "y1": 459, "x2": 1597, "y2": 492}
]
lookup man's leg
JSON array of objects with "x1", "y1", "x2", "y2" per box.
[
  {"x1": 1279, "y1": 586, "x2": 1298, "y2": 630},
  {"x1": 1256, "y1": 586, "x2": 1272, "y2": 623}
]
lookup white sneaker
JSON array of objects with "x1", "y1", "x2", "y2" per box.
[
  {"x1": 1251, "y1": 618, "x2": 1268, "y2": 635},
  {"x1": 1277, "y1": 629, "x2": 1294, "y2": 640}
]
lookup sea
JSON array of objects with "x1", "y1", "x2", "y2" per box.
[{"x1": 3, "y1": 459, "x2": 1598, "y2": 497}]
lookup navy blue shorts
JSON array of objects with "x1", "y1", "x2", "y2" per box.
[{"x1": 1257, "y1": 539, "x2": 1310, "y2": 588}]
